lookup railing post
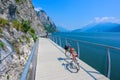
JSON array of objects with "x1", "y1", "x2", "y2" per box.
[
  {"x1": 65, "y1": 38, "x2": 67, "y2": 45},
  {"x1": 54, "y1": 36, "x2": 56, "y2": 43},
  {"x1": 50, "y1": 35, "x2": 52, "y2": 41},
  {"x1": 106, "y1": 48, "x2": 111, "y2": 79},
  {"x1": 59, "y1": 37, "x2": 61, "y2": 46},
  {"x1": 49, "y1": 35, "x2": 51, "y2": 40},
  {"x1": 53, "y1": 36, "x2": 55, "y2": 42},
  {"x1": 76, "y1": 41, "x2": 80, "y2": 58},
  {"x1": 56, "y1": 37, "x2": 57, "y2": 44},
  {"x1": 52, "y1": 36, "x2": 54, "y2": 41}
]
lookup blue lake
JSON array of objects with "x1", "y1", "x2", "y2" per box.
[{"x1": 51, "y1": 32, "x2": 120, "y2": 80}]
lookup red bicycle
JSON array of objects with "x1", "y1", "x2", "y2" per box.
[{"x1": 65, "y1": 47, "x2": 80, "y2": 72}]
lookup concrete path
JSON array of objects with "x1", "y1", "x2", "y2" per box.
[{"x1": 35, "y1": 38, "x2": 109, "y2": 80}]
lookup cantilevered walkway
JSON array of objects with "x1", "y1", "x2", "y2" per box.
[{"x1": 35, "y1": 38, "x2": 109, "y2": 80}]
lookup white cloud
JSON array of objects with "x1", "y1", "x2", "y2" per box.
[
  {"x1": 90, "y1": 17, "x2": 120, "y2": 24},
  {"x1": 35, "y1": 7, "x2": 43, "y2": 11}
]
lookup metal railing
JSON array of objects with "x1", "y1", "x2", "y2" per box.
[
  {"x1": 20, "y1": 39, "x2": 39, "y2": 80},
  {"x1": 49, "y1": 35, "x2": 120, "y2": 79}
]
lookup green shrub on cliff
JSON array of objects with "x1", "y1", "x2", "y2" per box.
[
  {"x1": 0, "y1": 42, "x2": 4, "y2": 48},
  {"x1": 0, "y1": 28, "x2": 2, "y2": 33},
  {"x1": 12, "y1": 19, "x2": 31, "y2": 33},
  {"x1": 12, "y1": 19, "x2": 37, "y2": 42},
  {"x1": 29, "y1": 28, "x2": 35, "y2": 34},
  {"x1": 7, "y1": 74, "x2": 10, "y2": 80},
  {"x1": 29, "y1": 28, "x2": 37, "y2": 42},
  {"x1": 15, "y1": 0, "x2": 21, "y2": 4},
  {"x1": 12, "y1": 19, "x2": 22, "y2": 30},
  {"x1": 26, "y1": 36, "x2": 30, "y2": 43},
  {"x1": 0, "y1": 17, "x2": 9, "y2": 27},
  {"x1": 21, "y1": 20, "x2": 31, "y2": 33}
]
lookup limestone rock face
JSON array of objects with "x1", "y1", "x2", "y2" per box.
[
  {"x1": 16, "y1": 0, "x2": 45, "y2": 34},
  {"x1": 0, "y1": 0, "x2": 57, "y2": 79},
  {"x1": 0, "y1": 25, "x2": 33, "y2": 80},
  {"x1": 0, "y1": 0, "x2": 38, "y2": 79},
  {"x1": 0, "y1": 0, "x2": 16, "y2": 19},
  {"x1": 0, "y1": 0, "x2": 44, "y2": 34}
]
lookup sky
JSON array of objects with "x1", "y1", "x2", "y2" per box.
[{"x1": 32, "y1": 0, "x2": 120, "y2": 30}]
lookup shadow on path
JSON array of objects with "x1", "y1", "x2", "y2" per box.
[
  {"x1": 58, "y1": 57, "x2": 79, "y2": 73},
  {"x1": 58, "y1": 57, "x2": 102, "y2": 80}
]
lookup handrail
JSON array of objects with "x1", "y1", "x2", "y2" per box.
[
  {"x1": 52, "y1": 35, "x2": 120, "y2": 50},
  {"x1": 50, "y1": 35, "x2": 120, "y2": 79},
  {"x1": 20, "y1": 39, "x2": 39, "y2": 80}
]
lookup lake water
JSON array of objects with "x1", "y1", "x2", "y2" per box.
[{"x1": 51, "y1": 32, "x2": 120, "y2": 80}]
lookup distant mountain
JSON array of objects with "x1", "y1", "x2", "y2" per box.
[
  {"x1": 35, "y1": 9, "x2": 57, "y2": 32},
  {"x1": 57, "y1": 26, "x2": 69, "y2": 32},
  {"x1": 73, "y1": 22, "x2": 120, "y2": 32}
]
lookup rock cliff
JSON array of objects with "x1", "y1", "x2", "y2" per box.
[
  {"x1": 0, "y1": 0, "x2": 45, "y2": 34},
  {"x1": 0, "y1": 0, "x2": 57, "y2": 80}
]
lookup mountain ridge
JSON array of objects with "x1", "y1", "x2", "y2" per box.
[
  {"x1": 72, "y1": 22, "x2": 120, "y2": 32},
  {"x1": 35, "y1": 9, "x2": 57, "y2": 32}
]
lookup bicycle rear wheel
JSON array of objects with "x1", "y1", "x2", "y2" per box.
[
  {"x1": 66, "y1": 59, "x2": 80, "y2": 73},
  {"x1": 72, "y1": 59, "x2": 80, "y2": 71}
]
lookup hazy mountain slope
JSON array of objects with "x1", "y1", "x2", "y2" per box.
[
  {"x1": 57, "y1": 26, "x2": 69, "y2": 32},
  {"x1": 73, "y1": 22, "x2": 120, "y2": 32}
]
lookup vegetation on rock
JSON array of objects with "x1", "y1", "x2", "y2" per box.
[
  {"x1": 12, "y1": 19, "x2": 22, "y2": 30},
  {"x1": 21, "y1": 20, "x2": 31, "y2": 33},
  {"x1": 12, "y1": 19, "x2": 31, "y2": 33},
  {"x1": 26, "y1": 36, "x2": 30, "y2": 43},
  {"x1": 29, "y1": 28, "x2": 37, "y2": 42},
  {"x1": 7, "y1": 74, "x2": 10, "y2": 80},
  {"x1": 0, "y1": 17, "x2": 9, "y2": 27},
  {"x1": 15, "y1": 0, "x2": 22, "y2": 4},
  {"x1": 0, "y1": 41, "x2": 4, "y2": 48},
  {"x1": 0, "y1": 28, "x2": 2, "y2": 33}
]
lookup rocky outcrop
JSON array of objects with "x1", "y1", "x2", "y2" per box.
[
  {"x1": 0, "y1": 0, "x2": 45, "y2": 34},
  {"x1": 0, "y1": 23, "x2": 34, "y2": 80},
  {"x1": 36, "y1": 9, "x2": 57, "y2": 32},
  {"x1": 0, "y1": 0, "x2": 49, "y2": 79},
  {"x1": 0, "y1": 0, "x2": 58, "y2": 79},
  {"x1": 16, "y1": 0, "x2": 45, "y2": 34}
]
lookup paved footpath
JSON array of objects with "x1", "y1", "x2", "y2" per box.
[{"x1": 35, "y1": 38, "x2": 109, "y2": 80}]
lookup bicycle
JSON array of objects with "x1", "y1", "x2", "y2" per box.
[{"x1": 64, "y1": 46, "x2": 80, "y2": 72}]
